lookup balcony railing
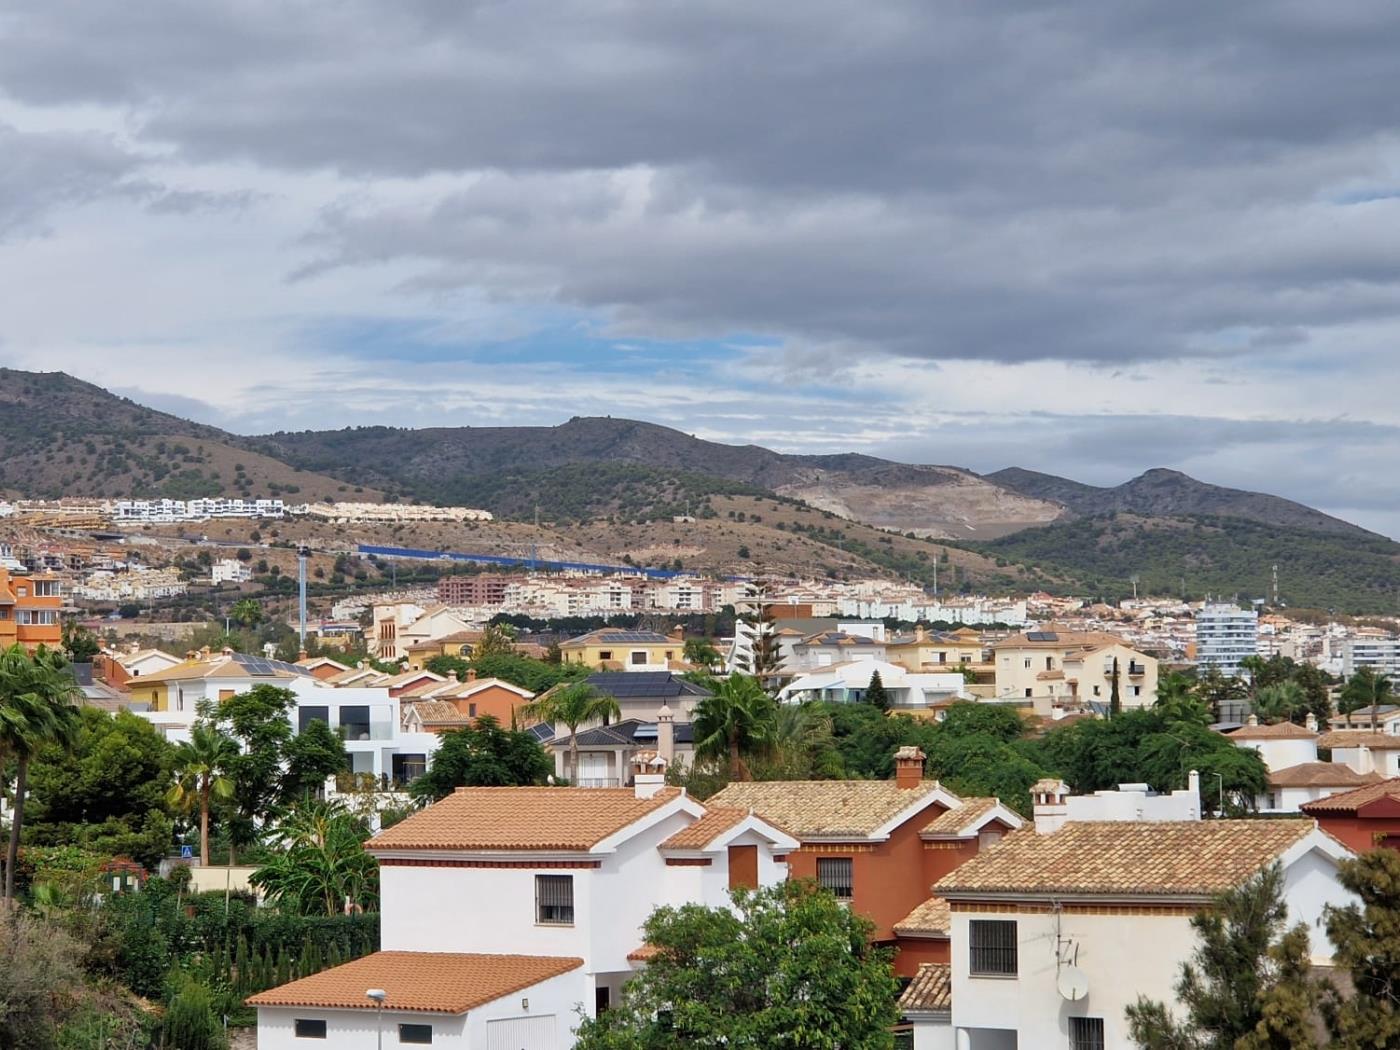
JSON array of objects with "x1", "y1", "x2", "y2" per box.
[
  {"x1": 1128, "y1": 663, "x2": 1146, "y2": 676},
  {"x1": 576, "y1": 778, "x2": 622, "y2": 788}
]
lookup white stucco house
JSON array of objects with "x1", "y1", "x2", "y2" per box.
[
  {"x1": 917, "y1": 779, "x2": 1356, "y2": 1050},
  {"x1": 250, "y1": 768, "x2": 798, "y2": 1048},
  {"x1": 1227, "y1": 715, "x2": 1388, "y2": 812},
  {"x1": 778, "y1": 658, "x2": 969, "y2": 711}
]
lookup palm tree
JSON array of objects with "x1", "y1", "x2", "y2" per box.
[
  {"x1": 0, "y1": 644, "x2": 81, "y2": 901},
  {"x1": 1154, "y1": 672, "x2": 1211, "y2": 728},
  {"x1": 167, "y1": 722, "x2": 238, "y2": 866},
  {"x1": 1339, "y1": 667, "x2": 1393, "y2": 729},
  {"x1": 230, "y1": 598, "x2": 264, "y2": 630},
  {"x1": 1250, "y1": 681, "x2": 1305, "y2": 725},
  {"x1": 520, "y1": 683, "x2": 620, "y2": 784},
  {"x1": 693, "y1": 674, "x2": 778, "y2": 781},
  {"x1": 250, "y1": 800, "x2": 378, "y2": 916}
]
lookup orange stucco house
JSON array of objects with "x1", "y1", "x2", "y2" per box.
[
  {"x1": 1302, "y1": 778, "x2": 1400, "y2": 852},
  {"x1": 0, "y1": 568, "x2": 62, "y2": 652},
  {"x1": 400, "y1": 672, "x2": 536, "y2": 734},
  {"x1": 710, "y1": 746, "x2": 1023, "y2": 976}
]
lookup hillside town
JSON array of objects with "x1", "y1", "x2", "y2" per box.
[
  {"x1": 8, "y1": 0, "x2": 1400, "y2": 1046},
  {"x1": 4, "y1": 484, "x2": 1400, "y2": 1048}
]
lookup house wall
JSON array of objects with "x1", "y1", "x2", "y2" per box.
[
  {"x1": 1237, "y1": 737, "x2": 1319, "y2": 772},
  {"x1": 255, "y1": 968, "x2": 589, "y2": 1050},
  {"x1": 893, "y1": 936, "x2": 950, "y2": 977},
  {"x1": 785, "y1": 805, "x2": 948, "y2": 942},
  {"x1": 948, "y1": 906, "x2": 1197, "y2": 1048},
  {"x1": 1313, "y1": 813, "x2": 1400, "y2": 853},
  {"x1": 453, "y1": 684, "x2": 530, "y2": 725}
]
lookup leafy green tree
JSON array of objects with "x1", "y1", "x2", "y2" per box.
[
  {"x1": 573, "y1": 880, "x2": 899, "y2": 1050},
  {"x1": 249, "y1": 800, "x2": 378, "y2": 917},
  {"x1": 160, "y1": 976, "x2": 227, "y2": 1050},
  {"x1": 282, "y1": 718, "x2": 348, "y2": 801},
  {"x1": 1196, "y1": 668, "x2": 1249, "y2": 721},
  {"x1": 521, "y1": 683, "x2": 620, "y2": 784},
  {"x1": 473, "y1": 623, "x2": 516, "y2": 659},
  {"x1": 1127, "y1": 864, "x2": 1319, "y2": 1050},
  {"x1": 26, "y1": 707, "x2": 177, "y2": 868},
  {"x1": 863, "y1": 670, "x2": 890, "y2": 711},
  {"x1": 411, "y1": 716, "x2": 554, "y2": 802},
  {"x1": 1322, "y1": 849, "x2": 1400, "y2": 1046},
  {"x1": 693, "y1": 675, "x2": 778, "y2": 781},
  {"x1": 682, "y1": 637, "x2": 721, "y2": 670},
  {"x1": 210, "y1": 685, "x2": 296, "y2": 862},
  {"x1": 166, "y1": 722, "x2": 238, "y2": 866},
  {"x1": 0, "y1": 645, "x2": 82, "y2": 901},
  {"x1": 60, "y1": 620, "x2": 101, "y2": 664},
  {"x1": 1338, "y1": 667, "x2": 1392, "y2": 726}
]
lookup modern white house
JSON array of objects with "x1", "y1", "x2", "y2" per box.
[
  {"x1": 777, "y1": 658, "x2": 969, "y2": 712},
  {"x1": 250, "y1": 770, "x2": 798, "y2": 1048},
  {"x1": 919, "y1": 780, "x2": 1356, "y2": 1050}
]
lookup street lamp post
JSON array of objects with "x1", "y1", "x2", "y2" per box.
[
  {"x1": 1208, "y1": 772, "x2": 1225, "y2": 816},
  {"x1": 366, "y1": 988, "x2": 387, "y2": 1050}
]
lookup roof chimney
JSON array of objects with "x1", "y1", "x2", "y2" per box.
[
  {"x1": 894, "y1": 746, "x2": 925, "y2": 790},
  {"x1": 669, "y1": 625, "x2": 684, "y2": 641},
  {"x1": 1031, "y1": 778, "x2": 1071, "y2": 834},
  {"x1": 1246, "y1": 713, "x2": 1259, "y2": 727},
  {"x1": 657, "y1": 703, "x2": 675, "y2": 764},
  {"x1": 448, "y1": 671, "x2": 459, "y2": 682},
  {"x1": 631, "y1": 751, "x2": 667, "y2": 798},
  {"x1": 466, "y1": 668, "x2": 477, "y2": 682},
  {"x1": 914, "y1": 625, "x2": 925, "y2": 642},
  {"x1": 1305, "y1": 711, "x2": 1318, "y2": 732}
]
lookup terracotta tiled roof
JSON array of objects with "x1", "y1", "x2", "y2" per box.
[
  {"x1": 894, "y1": 897, "x2": 951, "y2": 937},
  {"x1": 1301, "y1": 778, "x2": 1400, "y2": 814},
  {"x1": 660, "y1": 807, "x2": 748, "y2": 850},
  {"x1": 1231, "y1": 721, "x2": 1318, "y2": 741},
  {"x1": 382, "y1": 670, "x2": 445, "y2": 688},
  {"x1": 898, "y1": 963, "x2": 951, "y2": 1013},
  {"x1": 246, "y1": 952, "x2": 581, "y2": 1013},
  {"x1": 1317, "y1": 731, "x2": 1400, "y2": 750},
  {"x1": 935, "y1": 820, "x2": 1316, "y2": 898},
  {"x1": 1267, "y1": 763, "x2": 1385, "y2": 788},
  {"x1": 921, "y1": 797, "x2": 1002, "y2": 838},
  {"x1": 626, "y1": 943, "x2": 661, "y2": 962},
  {"x1": 405, "y1": 700, "x2": 469, "y2": 724},
  {"x1": 708, "y1": 780, "x2": 951, "y2": 839},
  {"x1": 1036, "y1": 670, "x2": 1065, "y2": 681},
  {"x1": 367, "y1": 786, "x2": 682, "y2": 852}
]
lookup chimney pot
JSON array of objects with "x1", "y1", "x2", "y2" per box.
[
  {"x1": 893, "y1": 745, "x2": 925, "y2": 790},
  {"x1": 1247, "y1": 713, "x2": 1259, "y2": 726},
  {"x1": 466, "y1": 668, "x2": 477, "y2": 682}
]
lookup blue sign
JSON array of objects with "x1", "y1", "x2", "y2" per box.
[{"x1": 181, "y1": 845, "x2": 194, "y2": 860}]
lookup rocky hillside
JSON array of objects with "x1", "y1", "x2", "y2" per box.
[{"x1": 987, "y1": 466, "x2": 1370, "y2": 537}]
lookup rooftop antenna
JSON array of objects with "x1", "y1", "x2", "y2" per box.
[
  {"x1": 531, "y1": 504, "x2": 539, "y2": 571},
  {"x1": 1130, "y1": 574, "x2": 1139, "y2": 600},
  {"x1": 1272, "y1": 563, "x2": 1279, "y2": 607}
]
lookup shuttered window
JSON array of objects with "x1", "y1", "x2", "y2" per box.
[
  {"x1": 969, "y1": 919, "x2": 1018, "y2": 976},
  {"x1": 816, "y1": 857, "x2": 853, "y2": 900},
  {"x1": 1069, "y1": 1017, "x2": 1105, "y2": 1050},
  {"x1": 536, "y1": 874, "x2": 574, "y2": 925}
]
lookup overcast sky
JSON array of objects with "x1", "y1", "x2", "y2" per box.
[{"x1": 3, "y1": 2, "x2": 1400, "y2": 534}]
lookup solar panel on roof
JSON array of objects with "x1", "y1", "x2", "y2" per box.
[{"x1": 1026, "y1": 631, "x2": 1059, "y2": 642}]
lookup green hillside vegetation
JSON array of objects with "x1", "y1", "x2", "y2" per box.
[
  {"x1": 396, "y1": 462, "x2": 770, "y2": 522},
  {"x1": 978, "y1": 513, "x2": 1400, "y2": 613}
]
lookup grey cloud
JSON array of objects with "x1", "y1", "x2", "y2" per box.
[{"x1": 0, "y1": 124, "x2": 143, "y2": 239}]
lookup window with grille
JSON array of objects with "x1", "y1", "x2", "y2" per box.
[
  {"x1": 1069, "y1": 1017, "x2": 1105, "y2": 1050},
  {"x1": 293, "y1": 1019, "x2": 327, "y2": 1039},
  {"x1": 399, "y1": 1023, "x2": 433, "y2": 1044},
  {"x1": 536, "y1": 874, "x2": 575, "y2": 925},
  {"x1": 816, "y1": 857, "x2": 854, "y2": 900},
  {"x1": 968, "y1": 919, "x2": 1018, "y2": 976}
]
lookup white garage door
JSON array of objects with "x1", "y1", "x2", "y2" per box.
[{"x1": 486, "y1": 1015, "x2": 557, "y2": 1050}]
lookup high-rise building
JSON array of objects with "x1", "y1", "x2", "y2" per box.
[
  {"x1": 1341, "y1": 637, "x2": 1400, "y2": 681},
  {"x1": 1195, "y1": 603, "x2": 1258, "y2": 678}
]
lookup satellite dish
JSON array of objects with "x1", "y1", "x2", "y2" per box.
[{"x1": 1057, "y1": 966, "x2": 1090, "y2": 1002}]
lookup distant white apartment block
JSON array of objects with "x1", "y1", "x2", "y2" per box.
[
  {"x1": 115, "y1": 498, "x2": 285, "y2": 522},
  {"x1": 1342, "y1": 637, "x2": 1400, "y2": 681},
  {"x1": 1195, "y1": 603, "x2": 1258, "y2": 677}
]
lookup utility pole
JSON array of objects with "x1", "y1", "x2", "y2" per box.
[{"x1": 297, "y1": 544, "x2": 310, "y2": 650}]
